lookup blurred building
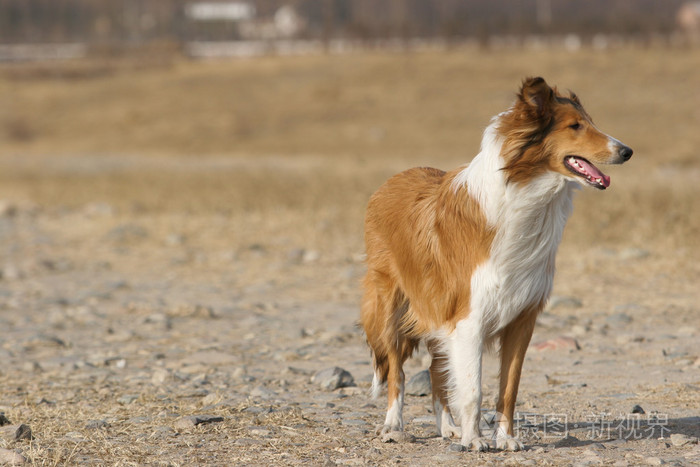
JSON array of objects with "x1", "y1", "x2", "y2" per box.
[
  {"x1": 677, "y1": 2, "x2": 700, "y2": 43},
  {"x1": 0, "y1": 0, "x2": 695, "y2": 61}
]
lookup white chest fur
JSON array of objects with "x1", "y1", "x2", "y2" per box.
[
  {"x1": 473, "y1": 174, "x2": 575, "y2": 333},
  {"x1": 453, "y1": 124, "x2": 577, "y2": 334}
]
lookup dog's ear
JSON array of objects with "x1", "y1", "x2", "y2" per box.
[
  {"x1": 519, "y1": 77, "x2": 554, "y2": 118},
  {"x1": 568, "y1": 91, "x2": 581, "y2": 106}
]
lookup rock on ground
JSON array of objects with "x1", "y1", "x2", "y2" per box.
[
  {"x1": 405, "y1": 369, "x2": 431, "y2": 396},
  {"x1": 312, "y1": 367, "x2": 355, "y2": 391},
  {"x1": 0, "y1": 447, "x2": 26, "y2": 465}
]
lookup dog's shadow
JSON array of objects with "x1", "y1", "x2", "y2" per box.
[
  {"x1": 405, "y1": 411, "x2": 699, "y2": 450},
  {"x1": 513, "y1": 413, "x2": 700, "y2": 449}
]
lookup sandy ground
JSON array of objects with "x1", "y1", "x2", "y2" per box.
[
  {"x1": 0, "y1": 49, "x2": 699, "y2": 465},
  {"x1": 0, "y1": 154, "x2": 698, "y2": 466}
]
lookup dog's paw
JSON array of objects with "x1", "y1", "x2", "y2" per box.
[
  {"x1": 375, "y1": 424, "x2": 401, "y2": 435},
  {"x1": 496, "y1": 435, "x2": 524, "y2": 452},
  {"x1": 440, "y1": 424, "x2": 462, "y2": 439},
  {"x1": 439, "y1": 411, "x2": 462, "y2": 439},
  {"x1": 466, "y1": 437, "x2": 491, "y2": 452}
]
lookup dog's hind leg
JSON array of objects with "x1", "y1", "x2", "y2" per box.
[
  {"x1": 378, "y1": 345, "x2": 406, "y2": 434},
  {"x1": 427, "y1": 339, "x2": 461, "y2": 439},
  {"x1": 361, "y1": 275, "x2": 416, "y2": 434}
]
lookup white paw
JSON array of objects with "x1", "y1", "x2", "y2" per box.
[
  {"x1": 440, "y1": 424, "x2": 462, "y2": 439},
  {"x1": 438, "y1": 410, "x2": 462, "y2": 439},
  {"x1": 466, "y1": 437, "x2": 491, "y2": 452},
  {"x1": 376, "y1": 424, "x2": 401, "y2": 435},
  {"x1": 496, "y1": 435, "x2": 524, "y2": 452}
]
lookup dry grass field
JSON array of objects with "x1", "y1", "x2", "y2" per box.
[{"x1": 0, "y1": 47, "x2": 699, "y2": 465}]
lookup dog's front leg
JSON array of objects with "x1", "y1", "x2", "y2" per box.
[
  {"x1": 494, "y1": 309, "x2": 538, "y2": 451},
  {"x1": 447, "y1": 317, "x2": 490, "y2": 451}
]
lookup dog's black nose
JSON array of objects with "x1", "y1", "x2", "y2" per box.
[{"x1": 619, "y1": 145, "x2": 633, "y2": 161}]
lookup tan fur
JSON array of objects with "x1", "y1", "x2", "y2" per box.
[
  {"x1": 495, "y1": 306, "x2": 539, "y2": 436},
  {"x1": 360, "y1": 167, "x2": 494, "y2": 425}
]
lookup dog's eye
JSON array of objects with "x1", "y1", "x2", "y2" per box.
[{"x1": 569, "y1": 122, "x2": 582, "y2": 130}]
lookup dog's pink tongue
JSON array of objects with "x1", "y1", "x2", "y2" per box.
[{"x1": 578, "y1": 158, "x2": 611, "y2": 188}]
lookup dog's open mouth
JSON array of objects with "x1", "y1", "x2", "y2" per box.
[{"x1": 564, "y1": 156, "x2": 610, "y2": 189}]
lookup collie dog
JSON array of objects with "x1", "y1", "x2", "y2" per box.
[{"x1": 361, "y1": 77, "x2": 632, "y2": 451}]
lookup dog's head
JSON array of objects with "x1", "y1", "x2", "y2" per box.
[{"x1": 499, "y1": 77, "x2": 632, "y2": 190}]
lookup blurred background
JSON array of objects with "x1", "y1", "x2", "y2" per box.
[
  {"x1": 1, "y1": 5, "x2": 699, "y2": 464},
  {"x1": 0, "y1": 0, "x2": 698, "y2": 262}
]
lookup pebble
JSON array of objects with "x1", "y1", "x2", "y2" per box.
[
  {"x1": 0, "y1": 200, "x2": 17, "y2": 217},
  {"x1": 0, "y1": 424, "x2": 32, "y2": 442},
  {"x1": 405, "y1": 369, "x2": 431, "y2": 396},
  {"x1": 174, "y1": 414, "x2": 224, "y2": 429},
  {"x1": 311, "y1": 367, "x2": 355, "y2": 391},
  {"x1": 0, "y1": 447, "x2": 26, "y2": 464},
  {"x1": 548, "y1": 296, "x2": 583, "y2": 310},
  {"x1": 34, "y1": 397, "x2": 54, "y2": 406},
  {"x1": 250, "y1": 386, "x2": 277, "y2": 398},
  {"x1": 302, "y1": 250, "x2": 321, "y2": 263},
  {"x1": 606, "y1": 312, "x2": 633, "y2": 326},
  {"x1": 181, "y1": 351, "x2": 237, "y2": 366},
  {"x1": 380, "y1": 431, "x2": 416, "y2": 443},
  {"x1": 150, "y1": 426, "x2": 176, "y2": 439},
  {"x1": 619, "y1": 247, "x2": 650, "y2": 260},
  {"x1": 232, "y1": 367, "x2": 249, "y2": 380},
  {"x1": 448, "y1": 443, "x2": 466, "y2": 452},
  {"x1": 25, "y1": 334, "x2": 67, "y2": 348},
  {"x1": 283, "y1": 366, "x2": 312, "y2": 376},
  {"x1": 287, "y1": 248, "x2": 306, "y2": 264},
  {"x1": 64, "y1": 431, "x2": 88, "y2": 443},
  {"x1": 249, "y1": 427, "x2": 272, "y2": 437},
  {"x1": 341, "y1": 419, "x2": 367, "y2": 426},
  {"x1": 117, "y1": 395, "x2": 139, "y2": 405},
  {"x1": 14, "y1": 424, "x2": 32, "y2": 441},
  {"x1": 337, "y1": 386, "x2": 364, "y2": 396},
  {"x1": 85, "y1": 419, "x2": 109, "y2": 430},
  {"x1": 151, "y1": 368, "x2": 173, "y2": 386},
  {"x1": 0, "y1": 263, "x2": 22, "y2": 281},
  {"x1": 631, "y1": 404, "x2": 645, "y2": 414},
  {"x1": 200, "y1": 393, "x2": 220, "y2": 407},
  {"x1": 234, "y1": 437, "x2": 266, "y2": 446},
  {"x1": 670, "y1": 433, "x2": 697, "y2": 447},
  {"x1": 644, "y1": 457, "x2": 663, "y2": 465},
  {"x1": 554, "y1": 435, "x2": 582, "y2": 448},
  {"x1": 165, "y1": 233, "x2": 185, "y2": 246}
]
